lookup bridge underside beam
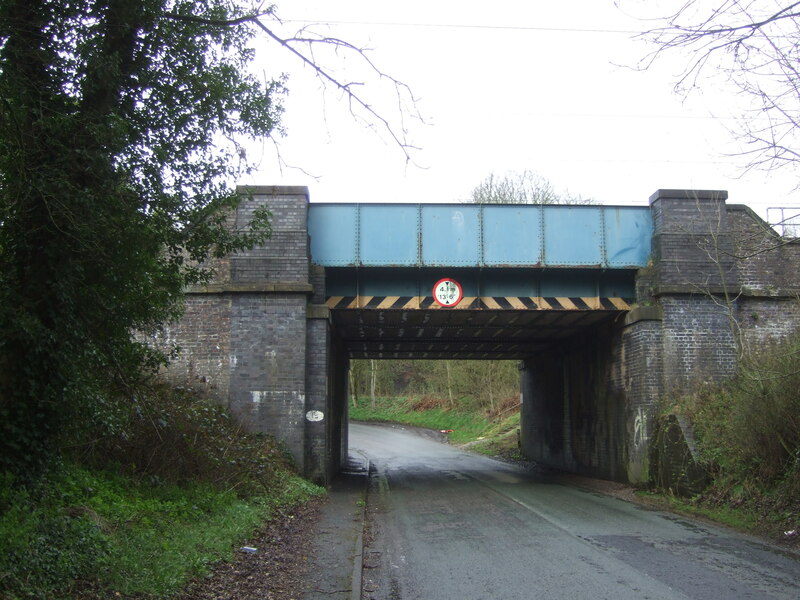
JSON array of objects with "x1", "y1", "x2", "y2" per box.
[{"x1": 331, "y1": 307, "x2": 626, "y2": 359}]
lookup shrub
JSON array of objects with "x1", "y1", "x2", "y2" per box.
[
  {"x1": 72, "y1": 383, "x2": 294, "y2": 498},
  {"x1": 670, "y1": 332, "x2": 800, "y2": 500},
  {"x1": 0, "y1": 470, "x2": 108, "y2": 599},
  {"x1": 0, "y1": 382, "x2": 321, "y2": 600}
]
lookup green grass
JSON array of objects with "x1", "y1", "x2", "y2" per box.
[
  {"x1": 468, "y1": 412, "x2": 522, "y2": 459},
  {"x1": 351, "y1": 396, "x2": 494, "y2": 444},
  {"x1": 635, "y1": 490, "x2": 761, "y2": 532},
  {"x1": 0, "y1": 382, "x2": 327, "y2": 600},
  {"x1": 0, "y1": 463, "x2": 323, "y2": 599}
]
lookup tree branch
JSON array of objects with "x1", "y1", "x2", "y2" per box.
[
  {"x1": 252, "y1": 19, "x2": 420, "y2": 161},
  {"x1": 631, "y1": 0, "x2": 800, "y2": 181},
  {"x1": 161, "y1": 9, "x2": 422, "y2": 163}
]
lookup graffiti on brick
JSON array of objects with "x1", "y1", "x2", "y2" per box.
[{"x1": 633, "y1": 407, "x2": 648, "y2": 450}]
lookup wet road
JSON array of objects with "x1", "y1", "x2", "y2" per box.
[{"x1": 350, "y1": 422, "x2": 800, "y2": 600}]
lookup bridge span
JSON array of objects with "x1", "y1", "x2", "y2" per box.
[
  {"x1": 162, "y1": 188, "x2": 800, "y2": 484},
  {"x1": 310, "y1": 202, "x2": 648, "y2": 360}
]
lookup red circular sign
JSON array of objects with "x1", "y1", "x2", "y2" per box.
[{"x1": 432, "y1": 278, "x2": 463, "y2": 307}]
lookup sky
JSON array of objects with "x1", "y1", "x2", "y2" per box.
[{"x1": 242, "y1": 1, "x2": 800, "y2": 220}]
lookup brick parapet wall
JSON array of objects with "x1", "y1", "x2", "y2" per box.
[
  {"x1": 649, "y1": 190, "x2": 737, "y2": 292},
  {"x1": 230, "y1": 188, "x2": 310, "y2": 285},
  {"x1": 650, "y1": 189, "x2": 729, "y2": 233},
  {"x1": 645, "y1": 190, "x2": 800, "y2": 393},
  {"x1": 727, "y1": 205, "x2": 800, "y2": 296},
  {"x1": 638, "y1": 191, "x2": 800, "y2": 489}
]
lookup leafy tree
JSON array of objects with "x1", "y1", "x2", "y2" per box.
[
  {"x1": 0, "y1": 0, "x2": 288, "y2": 476},
  {"x1": 629, "y1": 0, "x2": 800, "y2": 174},
  {"x1": 0, "y1": 0, "x2": 421, "y2": 478},
  {"x1": 470, "y1": 170, "x2": 591, "y2": 204}
]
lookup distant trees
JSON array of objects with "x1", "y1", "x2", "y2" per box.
[
  {"x1": 470, "y1": 170, "x2": 592, "y2": 204},
  {"x1": 349, "y1": 360, "x2": 520, "y2": 415}
]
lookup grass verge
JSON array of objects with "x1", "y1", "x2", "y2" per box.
[
  {"x1": 0, "y1": 384, "x2": 324, "y2": 600},
  {"x1": 0, "y1": 462, "x2": 323, "y2": 600},
  {"x1": 350, "y1": 395, "x2": 520, "y2": 449},
  {"x1": 634, "y1": 490, "x2": 763, "y2": 532},
  {"x1": 466, "y1": 412, "x2": 523, "y2": 460}
]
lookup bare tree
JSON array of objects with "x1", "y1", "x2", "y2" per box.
[
  {"x1": 628, "y1": 0, "x2": 800, "y2": 174},
  {"x1": 470, "y1": 170, "x2": 592, "y2": 204}
]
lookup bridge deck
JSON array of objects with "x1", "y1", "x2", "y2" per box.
[
  {"x1": 309, "y1": 203, "x2": 650, "y2": 358},
  {"x1": 309, "y1": 203, "x2": 652, "y2": 269}
]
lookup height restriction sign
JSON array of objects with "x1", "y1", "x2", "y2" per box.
[{"x1": 433, "y1": 278, "x2": 463, "y2": 307}]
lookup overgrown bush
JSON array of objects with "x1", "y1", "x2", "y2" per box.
[
  {"x1": 667, "y1": 332, "x2": 800, "y2": 506},
  {"x1": 73, "y1": 383, "x2": 294, "y2": 497},
  {"x1": 0, "y1": 382, "x2": 321, "y2": 600},
  {"x1": 0, "y1": 471, "x2": 108, "y2": 599}
]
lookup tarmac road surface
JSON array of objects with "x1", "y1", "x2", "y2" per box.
[{"x1": 350, "y1": 422, "x2": 800, "y2": 600}]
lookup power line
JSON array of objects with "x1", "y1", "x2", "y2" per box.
[{"x1": 282, "y1": 18, "x2": 639, "y2": 35}]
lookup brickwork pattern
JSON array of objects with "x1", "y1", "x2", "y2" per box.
[
  {"x1": 640, "y1": 191, "x2": 800, "y2": 489},
  {"x1": 728, "y1": 206, "x2": 800, "y2": 295},
  {"x1": 310, "y1": 265, "x2": 326, "y2": 304},
  {"x1": 228, "y1": 293, "x2": 308, "y2": 468},
  {"x1": 159, "y1": 187, "x2": 325, "y2": 477},
  {"x1": 232, "y1": 192, "x2": 309, "y2": 284},
  {"x1": 649, "y1": 191, "x2": 737, "y2": 291},
  {"x1": 304, "y1": 318, "x2": 329, "y2": 479},
  {"x1": 649, "y1": 192, "x2": 800, "y2": 389},
  {"x1": 328, "y1": 345, "x2": 350, "y2": 473},
  {"x1": 615, "y1": 319, "x2": 664, "y2": 482},
  {"x1": 157, "y1": 295, "x2": 232, "y2": 395},
  {"x1": 660, "y1": 295, "x2": 737, "y2": 386},
  {"x1": 737, "y1": 297, "x2": 800, "y2": 351}
]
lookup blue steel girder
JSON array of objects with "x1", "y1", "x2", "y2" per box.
[{"x1": 308, "y1": 203, "x2": 653, "y2": 269}]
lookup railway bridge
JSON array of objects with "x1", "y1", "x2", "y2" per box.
[{"x1": 162, "y1": 187, "x2": 800, "y2": 484}]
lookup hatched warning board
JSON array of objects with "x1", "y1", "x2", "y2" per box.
[{"x1": 325, "y1": 296, "x2": 632, "y2": 311}]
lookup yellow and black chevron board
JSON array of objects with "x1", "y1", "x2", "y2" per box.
[{"x1": 325, "y1": 296, "x2": 632, "y2": 311}]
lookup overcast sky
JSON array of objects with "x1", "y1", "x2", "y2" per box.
[{"x1": 242, "y1": 1, "x2": 800, "y2": 219}]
